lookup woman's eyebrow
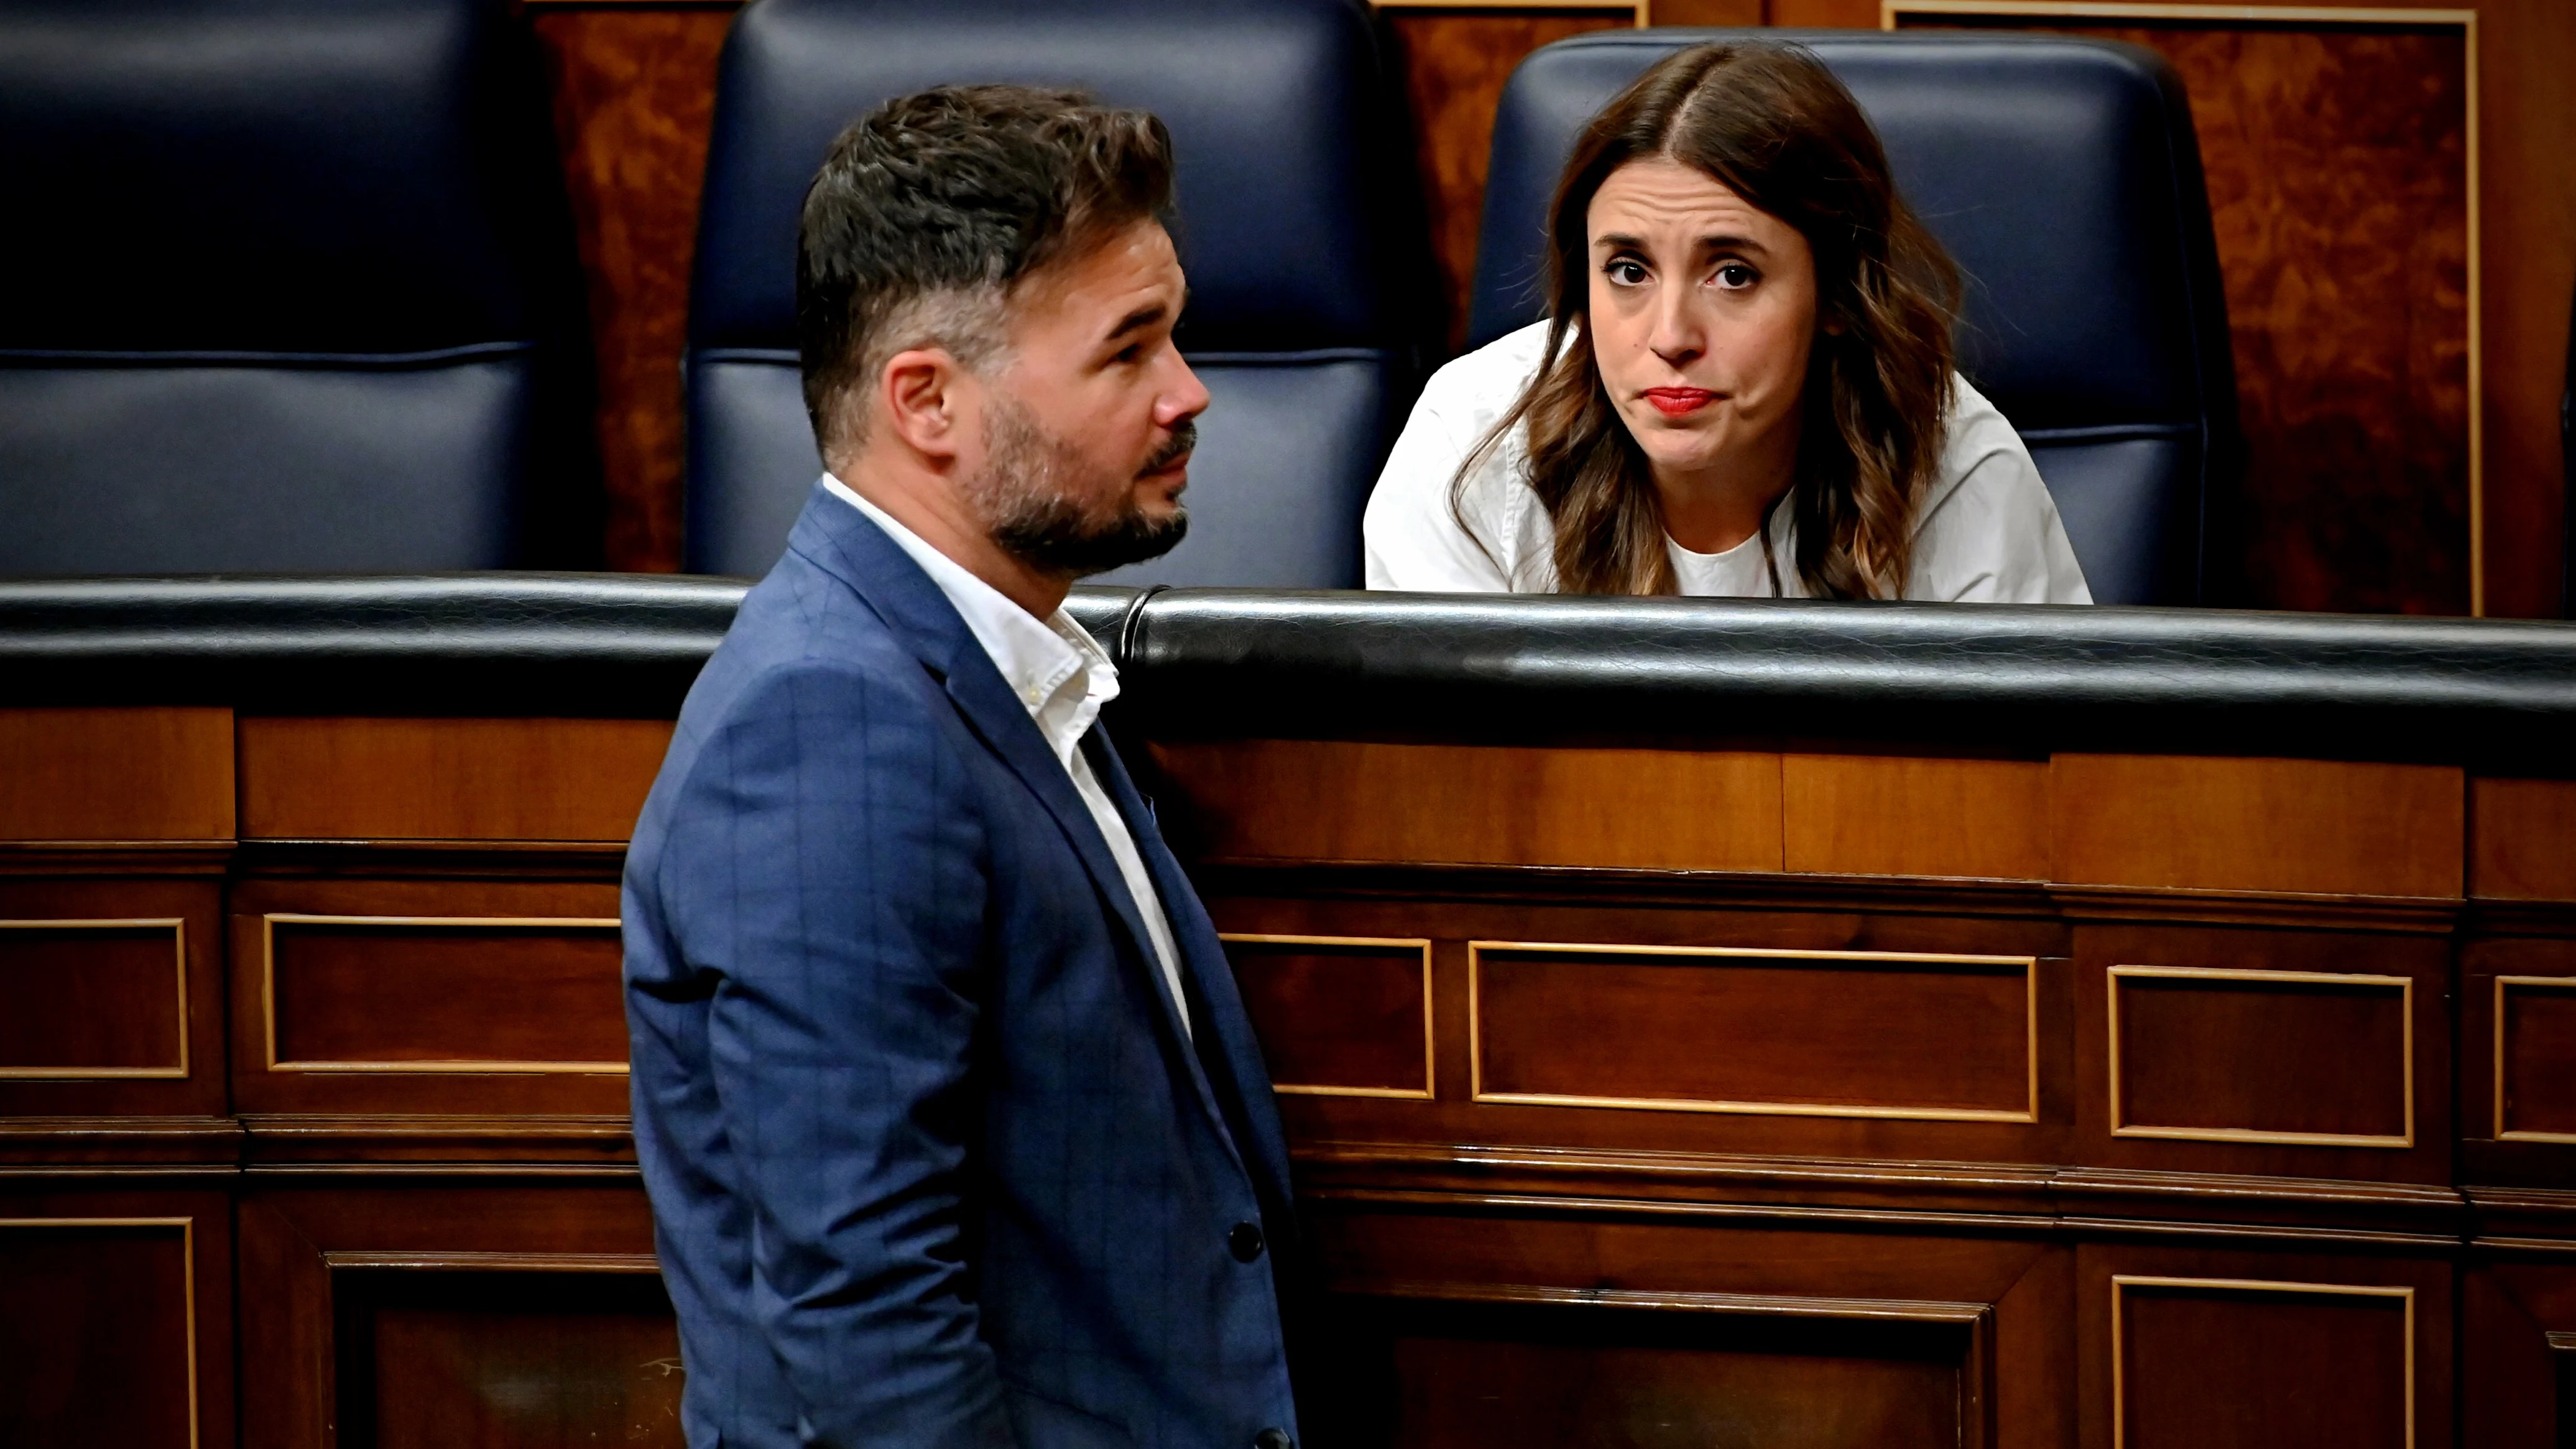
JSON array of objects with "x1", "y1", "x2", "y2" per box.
[{"x1": 1697, "y1": 233, "x2": 1771, "y2": 257}]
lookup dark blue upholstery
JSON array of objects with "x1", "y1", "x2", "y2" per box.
[
  {"x1": 684, "y1": 0, "x2": 1420, "y2": 583},
  {"x1": 1469, "y1": 31, "x2": 2237, "y2": 605},
  {"x1": 0, "y1": 0, "x2": 594, "y2": 575}
]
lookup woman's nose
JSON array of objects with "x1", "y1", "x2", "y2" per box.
[{"x1": 1648, "y1": 292, "x2": 1702, "y2": 366}]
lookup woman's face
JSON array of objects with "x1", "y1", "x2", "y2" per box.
[{"x1": 1584, "y1": 158, "x2": 1819, "y2": 488}]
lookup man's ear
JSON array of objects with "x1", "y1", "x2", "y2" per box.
[{"x1": 879, "y1": 347, "x2": 972, "y2": 463}]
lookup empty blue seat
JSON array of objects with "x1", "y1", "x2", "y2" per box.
[
  {"x1": 0, "y1": 0, "x2": 597, "y2": 575},
  {"x1": 1469, "y1": 30, "x2": 2238, "y2": 606},
  {"x1": 685, "y1": 0, "x2": 1421, "y2": 584}
]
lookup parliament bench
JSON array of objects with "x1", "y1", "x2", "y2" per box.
[{"x1": 1, "y1": 576, "x2": 2572, "y2": 1447}]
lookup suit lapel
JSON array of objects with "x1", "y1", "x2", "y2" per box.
[{"x1": 788, "y1": 488, "x2": 1242, "y2": 1153}]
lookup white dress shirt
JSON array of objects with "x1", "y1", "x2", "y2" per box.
[
  {"x1": 821, "y1": 473, "x2": 1191, "y2": 1039},
  {"x1": 1363, "y1": 320, "x2": 2094, "y2": 603}
]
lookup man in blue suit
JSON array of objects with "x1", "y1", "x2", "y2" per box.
[{"x1": 624, "y1": 86, "x2": 1303, "y2": 1449}]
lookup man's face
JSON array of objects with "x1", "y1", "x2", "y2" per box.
[{"x1": 961, "y1": 220, "x2": 1209, "y2": 575}]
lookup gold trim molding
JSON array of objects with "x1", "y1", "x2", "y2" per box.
[
  {"x1": 1884, "y1": 0, "x2": 2485, "y2": 615},
  {"x1": 2110, "y1": 1274, "x2": 2415, "y2": 1449},
  {"x1": 0, "y1": 1216, "x2": 200, "y2": 1449},
  {"x1": 2108, "y1": 964, "x2": 2415, "y2": 1147},
  {"x1": 2495, "y1": 974, "x2": 2576, "y2": 1143},
  {"x1": 0, "y1": 917, "x2": 188, "y2": 1080},
  {"x1": 261, "y1": 914, "x2": 627, "y2": 1076},
  {"x1": 1221, "y1": 933, "x2": 1436, "y2": 1099},
  {"x1": 1468, "y1": 940, "x2": 2041, "y2": 1123},
  {"x1": 1372, "y1": 0, "x2": 1649, "y2": 25}
]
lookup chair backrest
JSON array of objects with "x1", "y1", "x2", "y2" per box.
[
  {"x1": 684, "y1": 0, "x2": 1420, "y2": 584},
  {"x1": 0, "y1": 0, "x2": 595, "y2": 576},
  {"x1": 1469, "y1": 30, "x2": 2237, "y2": 606}
]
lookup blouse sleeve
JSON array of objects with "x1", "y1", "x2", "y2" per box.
[
  {"x1": 1911, "y1": 447, "x2": 2095, "y2": 604},
  {"x1": 1363, "y1": 363, "x2": 1521, "y2": 592}
]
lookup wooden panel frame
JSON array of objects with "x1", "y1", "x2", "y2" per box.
[
  {"x1": 2493, "y1": 974, "x2": 2576, "y2": 1144},
  {"x1": 1219, "y1": 932, "x2": 1436, "y2": 1099},
  {"x1": 0, "y1": 1216, "x2": 200, "y2": 1449},
  {"x1": 2109, "y1": 1274, "x2": 2416, "y2": 1449},
  {"x1": 1370, "y1": 0, "x2": 1648, "y2": 23},
  {"x1": 2108, "y1": 963, "x2": 2415, "y2": 1147},
  {"x1": 1468, "y1": 939, "x2": 2042, "y2": 1123},
  {"x1": 259, "y1": 914, "x2": 627, "y2": 1075},
  {"x1": 1883, "y1": 0, "x2": 2486, "y2": 614},
  {"x1": 0, "y1": 918, "x2": 188, "y2": 1080}
]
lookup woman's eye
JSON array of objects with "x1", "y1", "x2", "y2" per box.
[
  {"x1": 1713, "y1": 263, "x2": 1758, "y2": 290},
  {"x1": 1604, "y1": 259, "x2": 1649, "y2": 286}
]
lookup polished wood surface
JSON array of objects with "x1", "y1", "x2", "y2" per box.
[
  {"x1": 2471, "y1": 775, "x2": 2576, "y2": 901},
  {"x1": 532, "y1": 6, "x2": 733, "y2": 574},
  {"x1": 0, "y1": 708, "x2": 234, "y2": 841},
  {"x1": 2049, "y1": 754, "x2": 2463, "y2": 899},
  {"x1": 1783, "y1": 752, "x2": 2049, "y2": 881},
  {"x1": 237, "y1": 717, "x2": 672, "y2": 841},
  {"x1": 0, "y1": 920, "x2": 187, "y2": 1076},
  {"x1": 4, "y1": 703, "x2": 2570, "y2": 1445},
  {"x1": 1152, "y1": 739, "x2": 1785, "y2": 872},
  {"x1": 0, "y1": 1220, "x2": 197, "y2": 1449}
]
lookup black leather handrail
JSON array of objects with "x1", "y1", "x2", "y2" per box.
[{"x1": 2, "y1": 575, "x2": 2572, "y2": 767}]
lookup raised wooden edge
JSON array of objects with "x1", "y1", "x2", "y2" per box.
[
  {"x1": 0, "y1": 918, "x2": 188, "y2": 1080},
  {"x1": 1219, "y1": 933, "x2": 1435, "y2": 1099},
  {"x1": 1344, "y1": 1277, "x2": 1992, "y2": 1325},
  {"x1": 2495, "y1": 974, "x2": 2576, "y2": 1144},
  {"x1": 1881, "y1": 0, "x2": 2483, "y2": 617},
  {"x1": 0, "y1": 1215, "x2": 200, "y2": 1449},
  {"x1": 2108, "y1": 965, "x2": 2415, "y2": 1148},
  {"x1": 2108, "y1": 1274, "x2": 2415, "y2": 1449},
  {"x1": 1467, "y1": 940, "x2": 2041, "y2": 1123},
  {"x1": 259, "y1": 914, "x2": 627, "y2": 1075},
  {"x1": 1370, "y1": 0, "x2": 1648, "y2": 24}
]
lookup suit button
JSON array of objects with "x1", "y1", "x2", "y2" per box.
[
  {"x1": 1253, "y1": 1431, "x2": 1292, "y2": 1449},
  {"x1": 1228, "y1": 1221, "x2": 1265, "y2": 1262}
]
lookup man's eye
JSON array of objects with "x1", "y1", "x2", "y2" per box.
[
  {"x1": 1604, "y1": 259, "x2": 1649, "y2": 286},
  {"x1": 1714, "y1": 263, "x2": 1758, "y2": 290}
]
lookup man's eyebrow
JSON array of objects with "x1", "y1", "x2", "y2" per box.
[{"x1": 1105, "y1": 289, "x2": 1186, "y2": 343}]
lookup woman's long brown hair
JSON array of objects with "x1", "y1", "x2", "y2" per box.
[{"x1": 1456, "y1": 42, "x2": 1961, "y2": 597}]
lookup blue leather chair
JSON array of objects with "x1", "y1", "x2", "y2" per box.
[
  {"x1": 684, "y1": 0, "x2": 1422, "y2": 584},
  {"x1": 0, "y1": 0, "x2": 596, "y2": 575},
  {"x1": 1469, "y1": 30, "x2": 2238, "y2": 606}
]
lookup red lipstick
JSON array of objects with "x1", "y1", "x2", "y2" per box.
[{"x1": 1641, "y1": 387, "x2": 1717, "y2": 417}]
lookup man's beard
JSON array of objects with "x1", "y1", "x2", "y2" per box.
[{"x1": 963, "y1": 394, "x2": 1191, "y2": 576}]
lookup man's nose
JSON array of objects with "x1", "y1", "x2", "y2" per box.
[{"x1": 1158, "y1": 351, "x2": 1211, "y2": 428}]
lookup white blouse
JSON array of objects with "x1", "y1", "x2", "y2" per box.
[{"x1": 1363, "y1": 320, "x2": 2093, "y2": 603}]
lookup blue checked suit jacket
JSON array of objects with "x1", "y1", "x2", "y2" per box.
[{"x1": 624, "y1": 486, "x2": 1302, "y2": 1449}]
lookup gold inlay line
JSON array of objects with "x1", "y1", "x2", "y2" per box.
[
  {"x1": 2110, "y1": 1274, "x2": 2414, "y2": 1449},
  {"x1": 0, "y1": 917, "x2": 189, "y2": 1080},
  {"x1": 2108, "y1": 964, "x2": 2414, "y2": 1147},
  {"x1": 1469, "y1": 940, "x2": 2041, "y2": 1123},
  {"x1": 1220, "y1": 933, "x2": 1437, "y2": 1099},
  {"x1": 2495, "y1": 974, "x2": 2576, "y2": 1143},
  {"x1": 261, "y1": 914, "x2": 627, "y2": 1075}
]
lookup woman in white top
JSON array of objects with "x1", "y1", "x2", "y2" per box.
[{"x1": 1365, "y1": 41, "x2": 2091, "y2": 603}]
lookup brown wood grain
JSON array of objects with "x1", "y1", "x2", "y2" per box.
[
  {"x1": 0, "y1": 1220, "x2": 199, "y2": 1449},
  {"x1": 1474, "y1": 942, "x2": 2034, "y2": 1118},
  {"x1": 0, "y1": 876, "x2": 228, "y2": 1125},
  {"x1": 0, "y1": 922, "x2": 185, "y2": 1076},
  {"x1": 1383, "y1": 7, "x2": 1635, "y2": 351},
  {"x1": 1783, "y1": 752, "x2": 2049, "y2": 880},
  {"x1": 265, "y1": 919, "x2": 627, "y2": 1070},
  {"x1": 2470, "y1": 777, "x2": 2576, "y2": 901},
  {"x1": 2112, "y1": 970, "x2": 2411, "y2": 1141},
  {"x1": 1152, "y1": 738, "x2": 1783, "y2": 872},
  {"x1": 238, "y1": 717, "x2": 672, "y2": 841},
  {"x1": 1225, "y1": 937, "x2": 1433, "y2": 1095},
  {"x1": 2462, "y1": 1259, "x2": 2576, "y2": 1449},
  {"x1": 0, "y1": 708, "x2": 234, "y2": 842},
  {"x1": 531, "y1": 6, "x2": 735, "y2": 574},
  {"x1": 2050, "y1": 754, "x2": 2463, "y2": 899},
  {"x1": 353, "y1": 1270, "x2": 683, "y2": 1449}
]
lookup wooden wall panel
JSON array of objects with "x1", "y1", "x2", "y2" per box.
[
  {"x1": 2051, "y1": 754, "x2": 2462, "y2": 899},
  {"x1": 2462, "y1": 1259, "x2": 2576, "y2": 1449},
  {"x1": 263, "y1": 917, "x2": 626, "y2": 1072},
  {"x1": 0, "y1": 920, "x2": 187, "y2": 1078},
  {"x1": 2495, "y1": 973, "x2": 2576, "y2": 1142},
  {"x1": 2110, "y1": 967, "x2": 2411, "y2": 1145},
  {"x1": 238, "y1": 717, "x2": 672, "y2": 841},
  {"x1": 1783, "y1": 753, "x2": 2048, "y2": 880},
  {"x1": 0, "y1": 708, "x2": 234, "y2": 842},
  {"x1": 0, "y1": 1210, "x2": 223, "y2": 1449},
  {"x1": 1223, "y1": 935, "x2": 1434, "y2": 1097},
  {"x1": 1472, "y1": 941, "x2": 2036, "y2": 1120},
  {"x1": 531, "y1": 5, "x2": 736, "y2": 574},
  {"x1": 2471, "y1": 776, "x2": 2576, "y2": 901},
  {"x1": 1150, "y1": 739, "x2": 1784, "y2": 871}
]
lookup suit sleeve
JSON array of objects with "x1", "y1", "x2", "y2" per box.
[{"x1": 657, "y1": 657, "x2": 1010, "y2": 1448}]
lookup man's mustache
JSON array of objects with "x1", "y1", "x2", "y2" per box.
[{"x1": 1140, "y1": 419, "x2": 1197, "y2": 478}]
